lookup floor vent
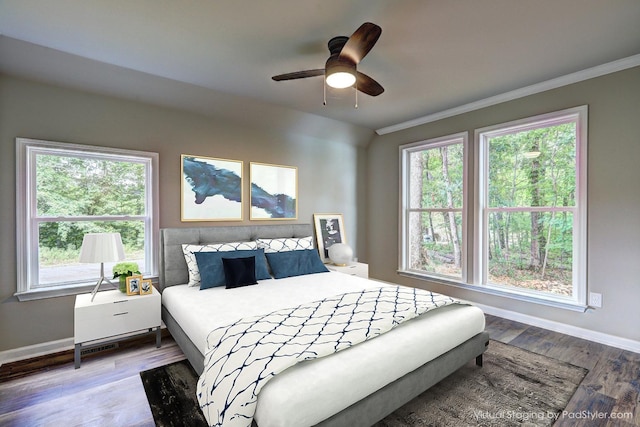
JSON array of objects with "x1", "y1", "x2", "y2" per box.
[{"x1": 81, "y1": 343, "x2": 119, "y2": 356}]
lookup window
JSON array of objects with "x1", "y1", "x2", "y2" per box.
[
  {"x1": 399, "y1": 106, "x2": 587, "y2": 309},
  {"x1": 400, "y1": 133, "x2": 468, "y2": 281},
  {"x1": 476, "y1": 106, "x2": 587, "y2": 306},
  {"x1": 16, "y1": 138, "x2": 159, "y2": 300}
]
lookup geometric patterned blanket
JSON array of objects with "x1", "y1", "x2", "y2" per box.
[{"x1": 196, "y1": 286, "x2": 459, "y2": 427}]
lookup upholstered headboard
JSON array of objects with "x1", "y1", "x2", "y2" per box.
[{"x1": 158, "y1": 224, "x2": 313, "y2": 291}]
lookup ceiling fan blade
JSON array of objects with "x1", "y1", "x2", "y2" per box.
[
  {"x1": 339, "y1": 22, "x2": 382, "y2": 64},
  {"x1": 356, "y1": 72, "x2": 384, "y2": 96},
  {"x1": 272, "y1": 69, "x2": 324, "y2": 81}
]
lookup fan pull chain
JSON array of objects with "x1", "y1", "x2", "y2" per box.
[
  {"x1": 323, "y1": 80, "x2": 327, "y2": 106},
  {"x1": 354, "y1": 80, "x2": 358, "y2": 109}
]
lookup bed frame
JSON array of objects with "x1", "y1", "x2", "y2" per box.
[{"x1": 158, "y1": 224, "x2": 489, "y2": 427}]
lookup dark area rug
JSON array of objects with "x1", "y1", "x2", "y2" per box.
[
  {"x1": 140, "y1": 359, "x2": 207, "y2": 427},
  {"x1": 374, "y1": 340, "x2": 588, "y2": 427},
  {"x1": 141, "y1": 340, "x2": 587, "y2": 427}
]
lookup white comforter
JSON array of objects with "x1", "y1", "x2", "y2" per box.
[
  {"x1": 162, "y1": 272, "x2": 485, "y2": 427},
  {"x1": 196, "y1": 285, "x2": 459, "y2": 427}
]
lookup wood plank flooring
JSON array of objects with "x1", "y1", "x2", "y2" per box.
[{"x1": 0, "y1": 315, "x2": 638, "y2": 426}]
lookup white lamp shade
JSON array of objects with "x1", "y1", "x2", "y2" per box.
[
  {"x1": 328, "y1": 243, "x2": 353, "y2": 266},
  {"x1": 79, "y1": 233, "x2": 126, "y2": 263}
]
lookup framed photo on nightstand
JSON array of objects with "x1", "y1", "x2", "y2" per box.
[
  {"x1": 126, "y1": 275, "x2": 143, "y2": 295},
  {"x1": 140, "y1": 279, "x2": 153, "y2": 295},
  {"x1": 313, "y1": 213, "x2": 346, "y2": 263}
]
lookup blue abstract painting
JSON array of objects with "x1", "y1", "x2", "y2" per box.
[
  {"x1": 250, "y1": 162, "x2": 297, "y2": 219},
  {"x1": 181, "y1": 155, "x2": 243, "y2": 221}
]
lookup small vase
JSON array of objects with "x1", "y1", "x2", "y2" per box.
[{"x1": 119, "y1": 276, "x2": 127, "y2": 293}]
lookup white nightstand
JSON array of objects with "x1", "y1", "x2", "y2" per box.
[
  {"x1": 327, "y1": 262, "x2": 369, "y2": 279},
  {"x1": 74, "y1": 287, "x2": 161, "y2": 368}
]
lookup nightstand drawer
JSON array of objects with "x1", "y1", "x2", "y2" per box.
[
  {"x1": 76, "y1": 296, "x2": 150, "y2": 320},
  {"x1": 75, "y1": 303, "x2": 160, "y2": 343}
]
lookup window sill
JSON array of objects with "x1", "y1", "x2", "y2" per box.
[
  {"x1": 15, "y1": 276, "x2": 159, "y2": 301},
  {"x1": 15, "y1": 284, "x2": 106, "y2": 301},
  {"x1": 397, "y1": 270, "x2": 588, "y2": 313}
]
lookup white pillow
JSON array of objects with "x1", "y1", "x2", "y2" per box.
[
  {"x1": 256, "y1": 236, "x2": 314, "y2": 253},
  {"x1": 182, "y1": 241, "x2": 258, "y2": 287}
]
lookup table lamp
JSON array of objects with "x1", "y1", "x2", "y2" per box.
[
  {"x1": 328, "y1": 243, "x2": 353, "y2": 266},
  {"x1": 79, "y1": 232, "x2": 126, "y2": 302}
]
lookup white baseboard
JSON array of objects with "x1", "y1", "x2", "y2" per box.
[
  {"x1": 0, "y1": 338, "x2": 74, "y2": 367},
  {"x1": 475, "y1": 303, "x2": 640, "y2": 354}
]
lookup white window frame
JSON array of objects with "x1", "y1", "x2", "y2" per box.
[
  {"x1": 15, "y1": 138, "x2": 159, "y2": 301},
  {"x1": 474, "y1": 106, "x2": 588, "y2": 308},
  {"x1": 399, "y1": 132, "x2": 469, "y2": 282}
]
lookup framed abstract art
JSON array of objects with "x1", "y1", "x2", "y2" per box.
[
  {"x1": 181, "y1": 155, "x2": 243, "y2": 221},
  {"x1": 250, "y1": 162, "x2": 297, "y2": 220}
]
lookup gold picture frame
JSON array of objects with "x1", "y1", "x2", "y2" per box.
[
  {"x1": 126, "y1": 274, "x2": 143, "y2": 295},
  {"x1": 140, "y1": 278, "x2": 153, "y2": 295},
  {"x1": 181, "y1": 154, "x2": 243, "y2": 221},
  {"x1": 250, "y1": 162, "x2": 298, "y2": 220}
]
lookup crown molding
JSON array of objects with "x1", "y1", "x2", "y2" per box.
[{"x1": 376, "y1": 54, "x2": 640, "y2": 136}]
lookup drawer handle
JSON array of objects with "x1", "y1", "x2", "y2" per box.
[
  {"x1": 113, "y1": 312, "x2": 129, "y2": 316},
  {"x1": 114, "y1": 300, "x2": 128, "y2": 304}
]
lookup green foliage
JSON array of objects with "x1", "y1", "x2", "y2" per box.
[
  {"x1": 417, "y1": 144, "x2": 464, "y2": 209},
  {"x1": 36, "y1": 153, "x2": 146, "y2": 264},
  {"x1": 487, "y1": 123, "x2": 576, "y2": 208},
  {"x1": 39, "y1": 246, "x2": 80, "y2": 266},
  {"x1": 486, "y1": 123, "x2": 576, "y2": 273},
  {"x1": 112, "y1": 262, "x2": 141, "y2": 279},
  {"x1": 36, "y1": 154, "x2": 145, "y2": 217},
  {"x1": 411, "y1": 122, "x2": 577, "y2": 293}
]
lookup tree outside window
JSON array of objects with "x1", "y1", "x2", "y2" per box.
[
  {"x1": 477, "y1": 106, "x2": 587, "y2": 305},
  {"x1": 401, "y1": 133, "x2": 467, "y2": 281},
  {"x1": 400, "y1": 106, "x2": 587, "y2": 308}
]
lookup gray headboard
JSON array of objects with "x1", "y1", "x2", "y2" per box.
[{"x1": 158, "y1": 224, "x2": 313, "y2": 291}]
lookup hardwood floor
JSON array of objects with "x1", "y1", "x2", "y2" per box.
[
  {"x1": 0, "y1": 332, "x2": 185, "y2": 427},
  {"x1": 486, "y1": 316, "x2": 640, "y2": 427},
  {"x1": 0, "y1": 315, "x2": 638, "y2": 426}
]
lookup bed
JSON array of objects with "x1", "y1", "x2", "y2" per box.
[{"x1": 158, "y1": 224, "x2": 489, "y2": 427}]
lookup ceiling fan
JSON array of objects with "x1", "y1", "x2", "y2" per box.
[{"x1": 272, "y1": 22, "x2": 384, "y2": 99}]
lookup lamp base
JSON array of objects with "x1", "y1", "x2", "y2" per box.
[
  {"x1": 90, "y1": 262, "x2": 118, "y2": 302},
  {"x1": 90, "y1": 276, "x2": 117, "y2": 302}
]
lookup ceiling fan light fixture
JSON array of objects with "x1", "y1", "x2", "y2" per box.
[
  {"x1": 272, "y1": 23, "x2": 384, "y2": 97},
  {"x1": 325, "y1": 55, "x2": 356, "y2": 89},
  {"x1": 326, "y1": 71, "x2": 356, "y2": 88}
]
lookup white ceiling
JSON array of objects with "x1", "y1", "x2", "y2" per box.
[{"x1": 1, "y1": 0, "x2": 640, "y2": 132}]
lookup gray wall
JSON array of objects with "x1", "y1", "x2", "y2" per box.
[
  {"x1": 3, "y1": 66, "x2": 638, "y2": 354},
  {"x1": 367, "y1": 66, "x2": 640, "y2": 343},
  {"x1": 0, "y1": 75, "x2": 373, "y2": 352}
]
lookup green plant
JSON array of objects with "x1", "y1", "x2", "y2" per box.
[
  {"x1": 113, "y1": 262, "x2": 141, "y2": 293},
  {"x1": 112, "y1": 261, "x2": 141, "y2": 279}
]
